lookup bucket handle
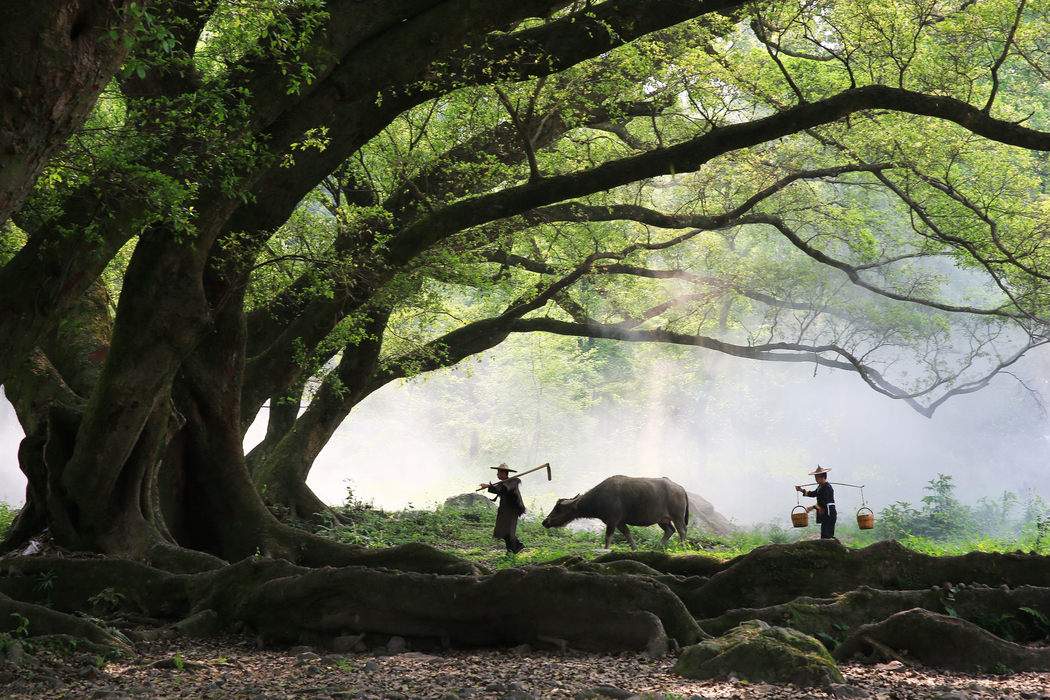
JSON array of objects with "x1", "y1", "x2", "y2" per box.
[
  {"x1": 857, "y1": 506, "x2": 874, "y2": 517},
  {"x1": 792, "y1": 505, "x2": 807, "y2": 515}
]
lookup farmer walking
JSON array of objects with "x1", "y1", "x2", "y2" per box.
[
  {"x1": 480, "y1": 463, "x2": 526, "y2": 553},
  {"x1": 796, "y1": 466, "x2": 837, "y2": 539}
]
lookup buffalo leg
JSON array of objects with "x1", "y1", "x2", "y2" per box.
[
  {"x1": 604, "y1": 523, "x2": 617, "y2": 549},
  {"x1": 673, "y1": 514, "x2": 688, "y2": 545},
  {"x1": 617, "y1": 523, "x2": 638, "y2": 550},
  {"x1": 658, "y1": 521, "x2": 675, "y2": 547}
]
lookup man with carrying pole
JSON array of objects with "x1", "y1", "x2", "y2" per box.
[
  {"x1": 796, "y1": 465, "x2": 837, "y2": 539},
  {"x1": 478, "y1": 462, "x2": 552, "y2": 554}
]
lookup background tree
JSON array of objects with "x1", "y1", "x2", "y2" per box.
[{"x1": 1, "y1": 0, "x2": 1049, "y2": 571}]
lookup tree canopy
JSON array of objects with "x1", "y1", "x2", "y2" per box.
[{"x1": 2, "y1": 0, "x2": 1050, "y2": 569}]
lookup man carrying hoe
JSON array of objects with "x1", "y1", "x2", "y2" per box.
[{"x1": 480, "y1": 463, "x2": 526, "y2": 554}]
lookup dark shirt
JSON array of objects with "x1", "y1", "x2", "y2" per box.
[
  {"x1": 488, "y1": 478, "x2": 526, "y2": 515},
  {"x1": 803, "y1": 481, "x2": 835, "y2": 517}
]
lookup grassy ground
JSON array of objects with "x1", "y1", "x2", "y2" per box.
[
  {"x1": 304, "y1": 495, "x2": 1050, "y2": 571},
  {"x1": 0, "y1": 491, "x2": 1043, "y2": 569}
]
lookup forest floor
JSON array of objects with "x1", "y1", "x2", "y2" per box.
[{"x1": 1, "y1": 631, "x2": 1048, "y2": 700}]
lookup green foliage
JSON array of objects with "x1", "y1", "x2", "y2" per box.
[
  {"x1": 0, "y1": 501, "x2": 17, "y2": 541},
  {"x1": 815, "y1": 622, "x2": 851, "y2": 650},
  {"x1": 88, "y1": 587, "x2": 126, "y2": 614},
  {"x1": 0, "y1": 613, "x2": 30, "y2": 654},
  {"x1": 8, "y1": 0, "x2": 1050, "y2": 566},
  {"x1": 873, "y1": 476, "x2": 1050, "y2": 552},
  {"x1": 1019, "y1": 606, "x2": 1050, "y2": 637},
  {"x1": 32, "y1": 570, "x2": 58, "y2": 608},
  {"x1": 9, "y1": 613, "x2": 28, "y2": 638}
]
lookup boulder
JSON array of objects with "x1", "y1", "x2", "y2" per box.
[
  {"x1": 444, "y1": 493, "x2": 495, "y2": 509},
  {"x1": 673, "y1": 620, "x2": 845, "y2": 687},
  {"x1": 686, "y1": 492, "x2": 733, "y2": 535}
]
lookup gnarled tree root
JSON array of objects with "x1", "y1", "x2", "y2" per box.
[
  {"x1": 0, "y1": 557, "x2": 700, "y2": 654},
  {"x1": 832, "y1": 608, "x2": 1050, "y2": 672},
  {"x1": 697, "y1": 584, "x2": 1050, "y2": 643}
]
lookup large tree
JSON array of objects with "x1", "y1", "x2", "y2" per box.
[{"x1": 1, "y1": 0, "x2": 1050, "y2": 573}]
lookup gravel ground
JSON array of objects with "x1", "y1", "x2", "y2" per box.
[{"x1": 1, "y1": 633, "x2": 1048, "y2": 700}]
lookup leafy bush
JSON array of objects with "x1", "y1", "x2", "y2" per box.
[
  {"x1": 0, "y1": 501, "x2": 18, "y2": 540},
  {"x1": 872, "y1": 476, "x2": 1048, "y2": 554}
]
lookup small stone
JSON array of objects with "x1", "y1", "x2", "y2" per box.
[
  {"x1": 299, "y1": 652, "x2": 322, "y2": 662},
  {"x1": 79, "y1": 665, "x2": 101, "y2": 679},
  {"x1": 485, "y1": 682, "x2": 508, "y2": 693},
  {"x1": 1020, "y1": 694, "x2": 1043, "y2": 700},
  {"x1": 510, "y1": 644, "x2": 531, "y2": 656},
  {"x1": 457, "y1": 690, "x2": 478, "y2": 698},
  {"x1": 332, "y1": 634, "x2": 366, "y2": 654},
  {"x1": 363, "y1": 661, "x2": 381, "y2": 672},
  {"x1": 305, "y1": 665, "x2": 323, "y2": 676},
  {"x1": 386, "y1": 636, "x2": 407, "y2": 654},
  {"x1": 830, "y1": 685, "x2": 872, "y2": 698},
  {"x1": 38, "y1": 675, "x2": 64, "y2": 689},
  {"x1": 934, "y1": 692, "x2": 968, "y2": 700},
  {"x1": 290, "y1": 645, "x2": 314, "y2": 656},
  {"x1": 575, "y1": 691, "x2": 598, "y2": 700},
  {"x1": 385, "y1": 693, "x2": 408, "y2": 700}
]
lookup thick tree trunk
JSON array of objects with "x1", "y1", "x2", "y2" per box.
[
  {"x1": 250, "y1": 311, "x2": 390, "y2": 520},
  {"x1": 0, "y1": 1, "x2": 133, "y2": 226}
]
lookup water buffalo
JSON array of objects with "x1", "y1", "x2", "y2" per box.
[{"x1": 542, "y1": 475, "x2": 689, "y2": 550}]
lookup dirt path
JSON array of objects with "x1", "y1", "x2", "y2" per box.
[{"x1": 2, "y1": 634, "x2": 1048, "y2": 700}]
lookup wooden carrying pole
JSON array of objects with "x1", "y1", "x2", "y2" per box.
[{"x1": 476, "y1": 462, "x2": 551, "y2": 490}]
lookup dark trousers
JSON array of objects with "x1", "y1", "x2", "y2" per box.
[{"x1": 819, "y1": 505, "x2": 837, "y2": 539}]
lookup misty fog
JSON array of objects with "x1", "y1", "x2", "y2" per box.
[
  {"x1": 1, "y1": 337, "x2": 1046, "y2": 530},
  {"x1": 278, "y1": 337, "x2": 1049, "y2": 529}
]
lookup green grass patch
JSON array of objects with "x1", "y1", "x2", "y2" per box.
[{"x1": 302, "y1": 481, "x2": 1050, "y2": 568}]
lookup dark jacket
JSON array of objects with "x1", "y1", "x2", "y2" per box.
[
  {"x1": 488, "y1": 478, "x2": 526, "y2": 538},
  {"x1": 803, "y1": 481, "x2": 835, "y2": 522}
]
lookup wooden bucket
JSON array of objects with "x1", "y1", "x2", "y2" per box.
[
  {"x1": 791, "y1": 505, "x2": 809, "y2": 528},
  {"x1": 857, "y1": 506, "x2": 875, "y2": 530}
]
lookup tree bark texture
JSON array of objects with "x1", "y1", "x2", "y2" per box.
[{"x1": 0, "y1": 0, "x2": 135, "y2": 226}]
